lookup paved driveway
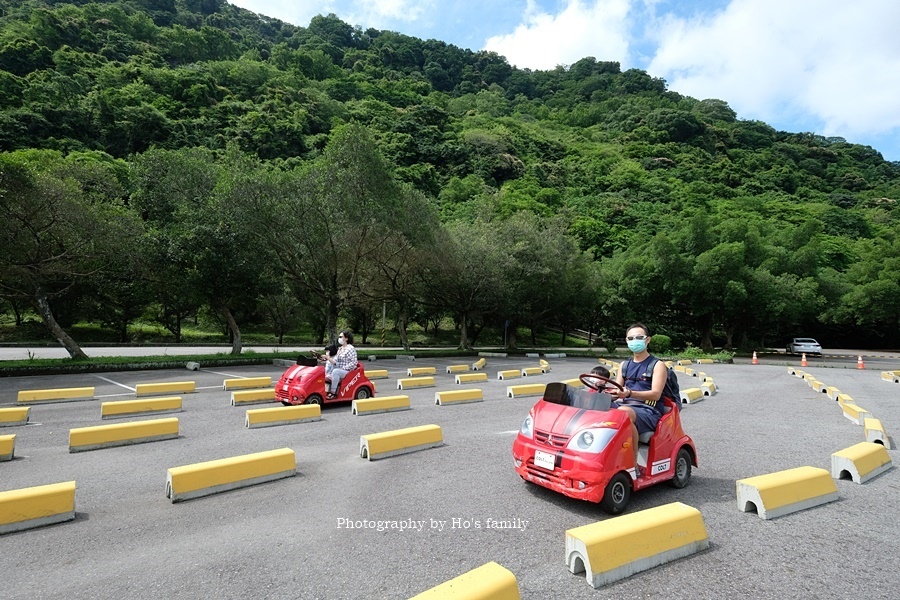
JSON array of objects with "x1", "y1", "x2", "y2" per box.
[{"x1": 1, "y1": 357, "x2": 897, "y2": 599}]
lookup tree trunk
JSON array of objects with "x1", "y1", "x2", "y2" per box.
[
  {"x1": 34, "y1": 293, "x2": 88, "y2": 360},
  {"x1": 397, "y1": 311, "x2": 410, "y2": 350},
  {"x1": 700, "y1": 315, "x2": 714, "y2": 352},
  {"x1": 222, "y1": 306, "x2": 242, "y2": 355},
  {"x1": 325, "y1": 296, "x2": 340, "y2": 344},
  {"x1": 507, "y1": 319, "x2": 518, "y2": 350},
  {"x1": 458, "y1": 313, "x2": 469, "y2": 350},
  {"x1": 561, "y1": 328, "x2": 567, "y2": 346}
]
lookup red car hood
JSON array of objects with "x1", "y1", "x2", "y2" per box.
[{"x1": 532, "y1": 399, "x2": 628, "y2": 437}]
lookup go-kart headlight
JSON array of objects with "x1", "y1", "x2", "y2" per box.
[
  {"x1": 520, "y1": 415, "x2": 534, "y2": 439},
  {"x1": 567, "y1": 428, "x2": 616, "y2": 453}
]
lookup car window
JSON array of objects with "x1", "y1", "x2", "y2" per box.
[{"x1": 795, "y1": 338, "x2": 818, "y2": 344}]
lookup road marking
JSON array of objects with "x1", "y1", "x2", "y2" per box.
[
  {"x1": 92, "y1": 375, "x2": 135, "y2": 392},
  {"x1": 201, "y1": 369, "x2": 245, "y2": 378}
]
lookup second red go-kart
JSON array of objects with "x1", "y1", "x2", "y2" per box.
[
  {"x1": 512, "y1": 373, "x2": 696, "y2": 514},
  {"x1": 275, "y1": 352, "x2": 374, "y2": 406}
]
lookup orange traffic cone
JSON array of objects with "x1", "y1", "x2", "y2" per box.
[
  {"x1": 801, "y1": 353, "x2": 808, "y2": 367},
  {"x1": 751, "y1": 351, "x2": 759, "y2": 365},
  {"x1": 857, "y1": 355, "x2": 865, "y2": 369}
]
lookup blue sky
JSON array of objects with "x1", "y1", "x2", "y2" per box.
[{"x1": 229, "y1": 1, "x2": 900, "y2": 162}]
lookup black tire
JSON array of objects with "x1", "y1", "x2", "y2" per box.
[
  {"x1": 354, "y1": 387, "x2": 371, "y2": 400},
  {"x1": 669, "y1": 447, "x2": 692, "y2": 489},
  {"x1": 599, "y1": 472, "x2": 632, "y2": 514},
  {"x1": 306, "y1": 394, "x2": 323, "y2": 406}
]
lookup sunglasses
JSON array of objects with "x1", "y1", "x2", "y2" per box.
[{"x1": 626, "y1": 335, "x2": 648, "y2": 341}]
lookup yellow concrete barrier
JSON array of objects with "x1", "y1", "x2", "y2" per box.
[
  {"x1": 880, "y1": 370, "x2": 900, "y2": 382},
  {"x1": 831, "y1": 442, "x2": 892, "y2": 484},
  {"x1": 0, "y1": 406, "x2": 30, "y2": 427},
  {"x1": 223, "y1": 376, "x2": 272, "y2": 390},
  {"x1": 792, "y1": 369, "x2": 805, "y2": 378},
  {"x1": 246, "y1": 404, "x2": 321, "y2": 428},
  {"x1": 684, "y1": 367, "x2": 694, "y2": 376},
  {"x1": 787, "y1": 366, "x2": 798, "y2": 375},
  {"x1": 695, "y1": 359, "x2": 713, "y2": 364},
  {"x1": 0, "y1": 434, "x2": 14, "y2": 461},
  {"x1": 701, "y1": 381, "x2": 717, "y2": 396},
  {"x1": 561, "y1": 378, "x2": 584, "y2": 387},
  {"x1": 540, "y1": 359, "x2": 551, "y2": 372},
  {"x1": 231, "y1": 388, "x2": 276, "y2": 406},
  {"x1": 864, "y1": 417, "x2": 893, "y2": 450},
  {"x1": 692, "y1": 370, "x2": 705, "y2": 379},
  {"x1": 166, "y1": 448, "x2": 296, "y2": 502},
  {"x1": 456, "y1": 373, "x2": 488, "y2": 384},
  {"x1": 17, "y1": 387, "x2": 94, "y2": 404},
  {"x1": 497, "y1": 369, "x2": 521, "y2": 380},
  {"x1": 410, "y1": 561, "x2": 521, "y2": 599},
  {"x1": 736, "y1": 466, "x2": 838, "y2": 520},
  {"x1": 135, "y1": 381, "x2": 195, "y2": 397},
  {"x1": 809, "y1": 379, "x2": 825, "y2": 393},
  {"x1": 352, "y1": 395, "x2": 411, "y2": 416},
  {"x1": 69, "y1": 418, "x2": 179, "y2": 453},
  {"x1": 825, "y1": 386, "x2": 841, "y2": 401},
  {"x1": 398, "y1": 376, "x2": 435, "y2": 390},
  {"x1": 365, "y1": 369, "x2": 389, "y2": 379},
  {"x1": 407, "y1": 366, "x2": 436, "y2": 377},
  {"x1": 842, "y1": 403, "x2": 871, "y2": 426},
  {"x1": 472, "y1": 358, "x2": 486, "y2": 370},
  {"x1": 521, "y1": 367, "x2": 544, "y2": 376},
  {"x1": 101, "y1": 397, "x2": 182, "y2": 420},
  {"x1": 676, "y1": 360, "x2": 692, "y2": 366},
  {"x1": 507, "y1": 384, "x2": 547, "y2": 398},
  {"x1": 674, "y1": 365, "x2": 686, "y2": 373},
  {"x1": 447, "y1": 364, "x2": 469, "y2": 374},
  {"x1": 435, "y1": 389, "x2": 483, "y2": 406},
  {"x1": 836, "y1": 393, "x2": 854, "y2": 406},
  {"x1": 680, "y1": 388, "x2": 704, "y2": 404},
  {"x1": 359, "y1": 424, "x2": 443, "y2": 461},
  {"x1": 566, "y1": 502, "x2": 709, "y2": 588},
  {"x1": 0, "y1": 481, "x2": 76, "y2": 535}
]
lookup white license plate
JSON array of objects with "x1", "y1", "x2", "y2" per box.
[
  {"x1": 534, "y1": 450, "x2": 555, "y2": 471},
  {"x1": 282, "y1": 384, "x2": 289, "y2": 391}
]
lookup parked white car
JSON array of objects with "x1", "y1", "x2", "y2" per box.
[{"x1": 787, "y1": 338, "x2": 823, "y2": 356}]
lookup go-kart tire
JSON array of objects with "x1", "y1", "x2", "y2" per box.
[
  {"x1": 306, "y1": 394, "x2": 323, "y2": 406},
  {"x1": 354, "y1": 387, "x2": 371, "y2": 400},
  {"x1": 599, "y1": 472, "x2": 632, "y2": 515},
  {"x1": 669, "y1": 447, "x2": 692, "y2": 489}
]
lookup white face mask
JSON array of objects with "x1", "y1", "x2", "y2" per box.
[{"x1": 339, "y1": 337, "x2": 346, "y2": 346}]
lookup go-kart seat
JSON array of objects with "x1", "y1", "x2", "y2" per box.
[{"x1": 637, "y1": 402, "x2": 673, "y2": 444}]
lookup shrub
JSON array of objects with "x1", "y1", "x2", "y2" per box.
[{"x1": 650, "y1": 334, "x2": 671, "y2": 354}]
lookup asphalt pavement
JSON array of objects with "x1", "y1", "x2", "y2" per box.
[{"x1": 0, "y1": 356, "x2": 898, "y2": 599}]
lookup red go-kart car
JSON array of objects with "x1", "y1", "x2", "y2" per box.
[
  {"x1": 275, "y1": 353, "x2": 375, "y2": 406},
  {"x1": 512, "y1": 374, "x2": 696, "y2": 514}
]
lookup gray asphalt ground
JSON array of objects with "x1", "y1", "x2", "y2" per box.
[{"x1": 1, "y1": 354, "x2": 898, "y2": 599}]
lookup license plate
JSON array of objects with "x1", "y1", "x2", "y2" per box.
[
  {"x1": 282, "y1": 385, "x2": 289, "y2": 391},
  {"x1": 534, "y1": 450, "x2": 555, "y2": 471}
]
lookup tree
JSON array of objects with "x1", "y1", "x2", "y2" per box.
[{"x1": 0, "y1": 150, "x2": 139, "y2": 358}]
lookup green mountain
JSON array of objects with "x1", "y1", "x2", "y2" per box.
[{"x1": 1, "y1": 1, "x2": 898, "y2": 354}]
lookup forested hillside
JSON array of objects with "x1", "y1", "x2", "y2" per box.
[{"x1": 1, "y1": 0, "x2": 898, "y2": 356}]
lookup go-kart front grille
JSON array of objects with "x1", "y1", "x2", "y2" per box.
[
  {"x1": 276, "y1": 388, "x2": 290, "y2": 402},
  {"x1": 534, "y1": 429, "x2": 569, "y2": 448}
]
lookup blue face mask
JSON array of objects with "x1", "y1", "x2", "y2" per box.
[{"x1": 627, "y1": 339, "x2": 647, "y2": 353}]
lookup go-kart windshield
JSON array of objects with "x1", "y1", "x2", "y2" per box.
[{"x1": 543, "y1": 382, "x2": 612, "y2": 412}]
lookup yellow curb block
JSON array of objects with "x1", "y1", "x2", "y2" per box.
[
  {"x1": 365, "y1": 369, "x2": 389, "y2": 379},
  {"x1": 0, "y1": 434, "x2": 15, "y2": 461},
  {"x1": 446, "y1": 364, "x2": 470, "y2": 373},
  {"x1": 435, "y1": 388, "x2": 483, "y2": 405},
  {"x1": 69, "y1": 418, "x2": 179, "y2": 453},
  {"x1": 832, "y1": 442, "x2": 892, "y2": 484},
  {"x1": 352, "y1": 395, "x2": 411, "y2": 415},
  {"x1": 359, "y1": 424, "x2": 443, "y2": 461},
  {"x1": 397, "y1": 376, "x2": 435, "y2": 390},
  {"x1": 410, "y1": 561, "x2": 521, "y2": 599},
  {"x1": 166, "y1": 448, "x2": 296, "y2": 502},
  {"x1": 135, "y1": 381, "x2": 195, "y2": 397},
  {"x1": 230, "y1": 388, "x2": 276, "y2": 406},
  {"x1": 223, "y1": 376, "x2": 272, "y2": 390},
  {"x1": 101, "y1": 397, "x2": 182, "y2": 419},
  {"x1": 864, "y1": 417, "x2": 892, "y2": 450},
  {"x1": 0, "y1": 481, "x2": 76, "y2": 535},
  {"x1": 736, "y1": 466, "x2": 838, "y2": 520},
  {"x1": 507, "y1": 384, "x2": 547, "y2": 398},
  {"x1": 566, "y1": 502, "x2": 709, "y2": 588},
  {"x1": 497, "y1": 370, "x2": 521, "y2": 381},
  {"x1": 456, "y1": 373, "x2": 488, "y2": 384},
  {"x1": 680, "y1": 388, "x2": 704, "y2": 404},
  {"x1": 408, "y1": 366, "x2": 437, "y2": 377},
  {"x1": 17, "y1": 387, "x2": 95, "y2": 404},
  {"x1": 0, "y1": 407, "x2": 31, "y2": 427},
  {"x1": 245, "y1": 404, "x2": 321, "y2": 428}
]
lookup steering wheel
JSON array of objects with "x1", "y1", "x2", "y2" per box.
[
  {"x1": 310, "y1": 350, "x2": 324, "y2": 360},
  {"x1": 579, "y1": 373, "x2": 624, "y2": 392}
]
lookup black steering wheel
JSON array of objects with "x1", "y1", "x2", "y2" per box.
[{"x1": 579, "y1": 373, "x2": 624, "y2": 392}]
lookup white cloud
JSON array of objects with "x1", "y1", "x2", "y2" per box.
[
  {"x1": 647, "y1": 0, "x2": 900, "y2": 140},
  {"x1": 484, "y1": 0, "x2": 633, "y2": 70}
]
